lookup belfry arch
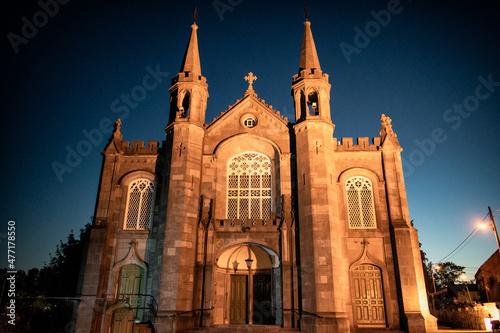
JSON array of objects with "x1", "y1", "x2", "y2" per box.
[{"x1": 212, "y1": 243, "x2": 282, "y2": 326}]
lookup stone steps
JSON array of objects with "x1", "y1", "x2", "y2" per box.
[
  {"x1": 185, "y1": 325, "x2": 300, "y2": 332},
  {"x1": 184, "y1": 324, "x2": 405, "y2": 333}
]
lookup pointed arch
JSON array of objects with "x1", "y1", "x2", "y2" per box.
[
  {"x1": 119, "y1": 171, "x2": 157, "y2": 231},
  {"x1": 226, "y1": 152, "x2": 272, "y2": 220},
  {"x1": 212, "y1": 134, "x2": 283, "y2": 221},
  {"x1": 345, "y1": 176, "x2": 376, "y2": 229},
  {"x1": 350, "y1": 264, "x2": 387, "y2": 326}
]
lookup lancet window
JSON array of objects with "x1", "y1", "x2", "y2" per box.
[
  {"x1": 227, "y1": 152, "x2": 272, "y2": 220},
  {"x1": 124, "y1": 179, "x2": 155, "y2": 230},
  {"x1": 346, "y1": 176, "x2": 376, "y2": 229}
]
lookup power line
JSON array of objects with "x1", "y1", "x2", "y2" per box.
[
  {"x1": 436, "y1": 213, "x2": 489, "y2": 263},
  {"x1": 445, "y1": 231, "x2": 480, "y2": 261}
]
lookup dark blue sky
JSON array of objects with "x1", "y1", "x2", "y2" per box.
[{"x1": 2, "y1": 0, "x2": 500, "y2": 279}]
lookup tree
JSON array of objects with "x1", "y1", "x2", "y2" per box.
[
  {"x1": 38, "y1": 223, "x2": 91, "y2": 297},
  {"x1": 433, "y1": 261, "x2": 465, "y2": 290},
  {"x1": 420, "y1": 244, "x2": 434, "y2": 295},
  {"x1": 0, "y1": 223, "x2": 91, "y2": 332}
]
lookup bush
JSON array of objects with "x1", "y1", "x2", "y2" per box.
[{"x1": 435, "y1": 306, "x2": 488, "y2": 330}]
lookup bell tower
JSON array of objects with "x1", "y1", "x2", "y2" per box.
[
  {"x1": 292, "y1": 15, "x2": 350, "y2": 332},
  {"x1": 168, "y1": 11, "x2": 209, "y2": 126},
  {"x1": 291, "y1": 16, "x2": 331, "y2": 123},
  {"x1": 157, "y1": 13, "x2": 208, "y2": 331}
]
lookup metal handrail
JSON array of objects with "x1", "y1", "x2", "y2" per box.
[
  {"x1": 170, "y1": 306, "x2": 214, "y2": 317},
  {"x1": 115, "y1": 293, "x2": 158, "y2": 316},
  {"x1": 283, "y1": 308, "x2": 323, "y2": 318}
]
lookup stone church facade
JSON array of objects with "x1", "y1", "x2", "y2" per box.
[{"x1": 74, "y1": 17, "x2": 437, "y2": 333}]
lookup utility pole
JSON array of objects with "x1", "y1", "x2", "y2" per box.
[
  {"x1": 430, "y1": 265, "x2": 437, "y2": 312},
  {"x1": 488, "y1": 206, "x2": 500, "y2": 253}
]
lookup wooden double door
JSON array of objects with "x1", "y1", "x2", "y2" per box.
[
  {"x1": 230, "y1": 274, "x2": 275, "y2": 325},
  {"x1": 352, "y1": 264, "x2": 386, "y2": 325}
]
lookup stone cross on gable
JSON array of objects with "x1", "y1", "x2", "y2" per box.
[{"x1": 245, "y1": 72, "x2": 257, "y2": 90}]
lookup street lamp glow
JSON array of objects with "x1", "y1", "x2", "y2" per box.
[{"x1": 478, "y1": 222, "x2": 489, "y2": 229}]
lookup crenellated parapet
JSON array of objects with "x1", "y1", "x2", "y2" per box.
[
  {"x1": 102, "y1": 119, "x2": 161, "y2": 156},
  {"x1": 334, "y1": 137, "x2": 381, "y2": 152},
  {"x1": 120, "y1": 141, "x2": 160, "y2": 155}
]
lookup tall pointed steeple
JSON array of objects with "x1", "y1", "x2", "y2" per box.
[
  {"x1": 179, "y1": 22, "x2": 202, "y2": 76},
  {"x1": 291, "y1": 15, "x2": 331, "y2": 123},
  {"x1": 299, "y1": 20, "x2": 321, "y2": 72},
  {"x1": 167, "y1": 9, "x2": 209, "y2": 126}
]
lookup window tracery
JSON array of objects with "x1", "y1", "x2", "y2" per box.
[
  {"x1": 124, "y1": 179, "x2": 155, "y2": 230},
  {"x1": 346, "y1": 176, "x2": 376, "y2": 229},
  {"x1": 227, "y1": 152, "x2": 272, "y2": 219}
]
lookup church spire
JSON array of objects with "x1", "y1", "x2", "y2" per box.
[
  {"x1": 179, "y1": 11, "x2": 202, "y2": 76},
  {"x1": 299, "y1": 18, "x2": 321, "y2": 72},
  {"x1": 168, "y1": 11, "x2": 209, "y2": 126},
  {"x1": 292, "y1": 14, "x2": 331, "y2": 123}
]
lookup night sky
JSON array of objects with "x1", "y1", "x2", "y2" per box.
[{"x1": 2, "y1": 0, "x2": 499, "y2": 281}]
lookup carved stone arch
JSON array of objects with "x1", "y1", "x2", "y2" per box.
[
  {"x1": 106, "y1": 240, "x2": 148, "y2": 313},
  {"x1": 178, "y1": 88, "x2": 187, "y2": 100},
  {"x1": 108, "y1": 241, "x2": 148, "y2": 319},
  {"x1": 305, "y1": 86, "x2": 321, "y2": 96},
  {"x1": 118, "y1": 171, "x2": 157, "y2": 230},
  {"x1": 106, "y1": 256, "x2": 146, "y2": 332},
  {"x1": 214, "y1": 240, "x2": 280, "y2": 262},
  {"x1": 348, "y1": 240, "x2": 386, "y2": 270},
  {"x1": 349, "y1": 261, "x2": 388, "y2": 326},
  {"x1": 212, "y1": 134, "x2": 283, "y2": 221},
  {"x1": 213, "y1": 133, "x2": 283, "y2": 158},
  {"x1": 181, "y1": 90, "x2": 191, "y2": 117},
  {"x1": 337, "y1": 167, "x2": 383, "y2": 185},
  {"x1": 119, "y1": 170, "x2": 157, "y2": 186},
  {"x1": 212, "y1": 241, "x2": 283, "y2": 326},
  {"x1": 305, "y1": 87, "x2": 320, "y2": 116},
  {"x1": 338, "y1": 168, "x2": 383, "y2": 230},
  {"x1": 113, "y1": 239, "x2": 148, "y2": 271}
]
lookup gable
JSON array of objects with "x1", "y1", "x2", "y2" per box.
[{"x1": 204, "y1": 95, "x2": 290, "y2": 154}]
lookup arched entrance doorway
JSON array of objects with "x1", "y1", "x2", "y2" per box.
[
  {"x1": 214, "y1": 243, "x2": 282, "y2": 326},
  {"x1": 351, "y1": 264, "x2": 386, "y2": 326}
]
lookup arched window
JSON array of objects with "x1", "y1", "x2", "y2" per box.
[
  {"x1": 227, "y1": 152, "x2": 272, "y2": 220},
  {"x1": 307, "y1": 91, "x2": 319, "y2": 116},
  {"x1": 124, "y1": 179, "x2": 155, "y2": 230},
  {"x1": 346, "y1": 176, "x2": 376, "y2": 229}
]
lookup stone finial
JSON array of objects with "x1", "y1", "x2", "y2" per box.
[
  {"x1": 113, "y1": 118, "x2": 123, "y2": 141},
  {"x1": 379, "y1": 114, "x2": 397, "y2": 141},
  {"x1": 244, "y1": 72, "x2": 258, "y2": 97},
  {"x1": 193, "y1": 6, "x2": 198, "y2": 24}
]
